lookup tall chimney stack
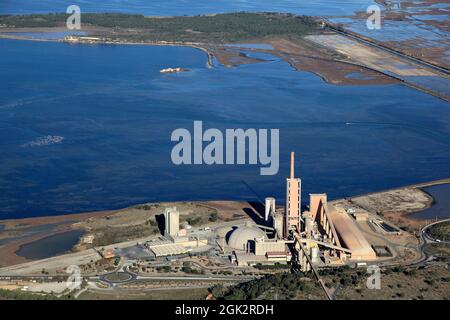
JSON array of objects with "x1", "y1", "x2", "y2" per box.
[
  {"x1": 290, "y1": 151, "x2": 295, "y2": 179},
  {"x1": 285, "y1": 151, "x2": 301, "y2": 238}
]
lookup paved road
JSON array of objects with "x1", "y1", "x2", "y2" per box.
[
  {"x1": 408, "y1": 218, "x2": 450, "y2": 267},
  {"x1": 422, "y1": 219, "x2": 450, "y2": 244},
  {"x1": 136, "y1": 274, "x2": 255, "y2": 281},
  {"x1": 92, "y1": 262, "x2": 257, "y2": 288}
]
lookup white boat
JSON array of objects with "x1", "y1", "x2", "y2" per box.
[{"x1": 160, "y1": 67, "x2": 186, "y2": 73}]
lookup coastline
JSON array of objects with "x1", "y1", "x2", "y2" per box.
[
  {"x1": 0, "y1": 179, "x2": 448, "y2": 267},
  {"x1": 0, "y1": 31, "x2": 399, "y2": 86},
  {"x1": 0, "y1": 200, "x2": 252, "y2": 268},
  {"x1": 0, "y1": 178, "x2": 448, "y2": 223},
  {"x1": 0, "y1": 32, "x2": 214, "y2": 68},
  {"x1": 340, "y1": 178, "x2": 450, "y2": 233},
  {"x1": 0, "y1": 210, "x2": 116, "y2": 266}
]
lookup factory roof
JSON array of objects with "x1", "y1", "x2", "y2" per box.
[
  {"x1": 147, "y1": 238, "x2": 173, "y2": 247},
  {"x1": 149, "y1": 243, "x2": 188, "y2": 257},
  {"x1": 327, "y1": 207, "x2": 377, "y2": 260}
]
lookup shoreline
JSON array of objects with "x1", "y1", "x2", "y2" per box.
[
  {"x1": 0, "y1": 179, "x2": 448, "y2": 266},
  {"x1": 338, "y1": 178, "x2": 450, "y2": 234},
  {"x1": 0, "y1": 33, "x2": 216, "y2": 68},
  {"x1": 342, "y1": 178, "x2": 450, "y2": 202},
  {"x1": 0, "y1": 179, "x2": 447, "y2": 270},
  {"x1": 0, "y1": 178, "x2": 448, "y2": 223},
  {"x1": 0, "y1": 200, "x2": 252, "y2": 268},
  {"x1": 0, "y1": 31, "x2": 400, "y2": 86},
  {"x1": 0, "y1": 210, "x2": 116, "y2": 266}
]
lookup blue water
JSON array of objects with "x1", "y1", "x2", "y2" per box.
[
  {"x1": 0, "y1": 221, "x2": 77, "y2": 246},
  {"x1": 413, "y1": 183, "x2": 450, "y2": 219},
  {"x1": 0, "y1": 38, "x2": 450, "y2": 219},
  {"x1": 15, "y1": 229, "x2": 85, "y2": 259},
  {"x1": 0, "y1": 0, "x2": 377, "y2": 16}
]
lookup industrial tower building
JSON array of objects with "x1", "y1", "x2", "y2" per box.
[
  {"x1": 235, "y1": 150, "x2": 381, "y2": 270},
  {"x1": 164, "y1": 207, "x2": 180, "y2": 237},
  {"x1": 285, "y1": 152, "x2": 301, "y2": 237}
]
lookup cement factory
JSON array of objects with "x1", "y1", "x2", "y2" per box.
[
  {"x1": 151, "y1": 152, "x2": 378, "y2": 272},
  {"x1": 221, "y1": 152, "x2": 377, "y2": 271},
  {"x1": 1, "y1": 150, "x2": 442, "y2": 299}
]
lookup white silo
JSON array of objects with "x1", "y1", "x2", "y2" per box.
[
  {"x1": 304, "y1": 215, "x2": 314, "y2": 238},
  {"x1": 274, "y1": 213, "x2": 284, "y2": 239},
  {"x1": 310, "y1": 246, "x2": 319, "y2": 264},
  {"x1": 265, "y1": 197, "x2": 276, "y2": 222}
]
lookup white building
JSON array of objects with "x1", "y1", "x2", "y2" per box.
[
  {"x1": 164, "y1": 207, "x2": 180, "y2": 237},
  {"x1": 265, "y1": 197, "x2": 276, "y2": 222}
]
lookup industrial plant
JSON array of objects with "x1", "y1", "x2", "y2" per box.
[
  {"x1": 225, "y1": 152, "x2": 377, "y2": 271},
  {"x1": 112, "y1": 151, "x2": 380, "y2": 272},
  {"x1": 144, "y1": 207, "x2": 209, "y2": 258},
  {"x1": 1, "y1": 150, "x2": 446, "y2": 300}
]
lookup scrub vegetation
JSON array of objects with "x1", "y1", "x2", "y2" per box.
[
  {"x1": 0, "y1": 12, "x2": 321, "y2": 42},
  {"x1": 212, "y1": 272, "x2": 325, "y2": 300},
  {"x1": 0, "y1": 288, "x2": 73, "y2": 300},
  {"x1": 427, "y1": 221, "x2": 450, "y2": 241}
]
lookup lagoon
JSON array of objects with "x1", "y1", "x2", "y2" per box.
[
  {"x1": 15, "y1": 229, "x2": 85, "y2": 260},
  {"x1": 413, "y1": 184, "x2": 450, "y2": 220},
  {"x1": 0, "y1": 38, "x2": 449, "y2": 219}
]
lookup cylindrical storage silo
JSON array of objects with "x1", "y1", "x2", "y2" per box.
[{"x1": 310, "y1": 246, "x2": 319, "y2": 264}]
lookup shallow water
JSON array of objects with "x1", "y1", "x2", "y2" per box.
[
  {"x1": 0, "y1": 38, "x2": 449, "y2": 219},
  {"x1": 329, "y1": 2, "x2": 450, "y2": 66},
  {"x1": 413, "y1": 184, "x2": 450, "y2": 220},
  {"x1": 0, "y1": 221, "x2": 75, "y2": 245},
  {"x1": 15, "y1": 229, "x2": 85, "y2": 259},
  {"x1": 329, "y1": 18, "x2": 449, "y2": 43}
]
